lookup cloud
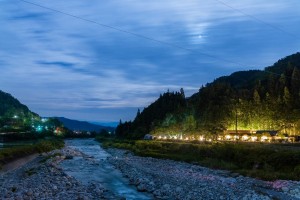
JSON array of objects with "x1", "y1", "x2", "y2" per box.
[
  {"x1": 0, "y1": 0, "x2": 299, "y2": 121},
  {"x1": 9, "y1": 12, "x2": 49, "y2": 21},
  {"x1": 37, "y1": 61, "x2": 76, "y2": 68}
]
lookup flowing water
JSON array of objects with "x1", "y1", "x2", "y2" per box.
[{"x1": 60, "y1": 139, "x2": 152, "y2": 200}]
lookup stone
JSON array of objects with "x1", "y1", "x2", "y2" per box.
[
  {"x1": 230, "y1": 173, "x2": 240, "y2": 178},
  {"x1": 153, "y1": 190, "x2": 162, "y2": 197},
  {"x1": 137, "y1": 184, "x2": 147, "y2": 192},
  {"x1": 175, "y1": 186, "x2": 183, "y2": 193},
  {"x1": 26, "y1": 190, "x2": 33, "y2": 196},
  {"x1": 282, "y1": 187, "x2": 289, "y2": 192},
  {"x1": 65, "y1": 155, "x2": 73, "y2": 160}
]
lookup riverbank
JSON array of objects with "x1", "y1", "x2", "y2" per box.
[
  {"x1": 0, "y1": 139, "x2": 151, "y2": 200},
  {"x1": 0, "y1": 139, "x2": 64, "y2": 168},
  {"x1": 0, "y1": 147, "x2": 109, "y2": 199},
  {"x1": 1, "y1": 153, "x2": 38, "y2": 172},
  {"x1": 2, "y1": 139, "x2": 299, "y2": 199},
  {"x1": 107, "y1": 148, "x2": 300, "y2": 200},
  {"x1": 99, "y1": 139, "x2": 300, "y2": 180}
]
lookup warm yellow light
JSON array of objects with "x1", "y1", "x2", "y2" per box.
[
  {"x1": 225, "y1": 135, "x2": 231, "y2": 140},
  {"x1": 261, "y1": 136, "x2": 268, "y2": 141},
  {"x1": 199, "y1": 136, "x2": 204, "y2": 141},
  {"x1": 233, "y1": 135, "x2": 239, "y2": 140},
  {"x1": 251, "y1": 136, "x2": 257, "y2": 141},
  {"x1": 242, "y1": 135, "x2": 249, "y2": 141}
]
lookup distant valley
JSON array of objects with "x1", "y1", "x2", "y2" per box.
[{"x1": 55, "y1": 117, "x2": 115, "y2": 132}]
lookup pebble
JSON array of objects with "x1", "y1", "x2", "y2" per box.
[
  {"x1": 2, "y1": 143, "x2": 299, "y2": 200},
  {"x1": 0, "y1": 147, "x2": 108, "y2": 200},
  {"x1": 107, "y1": 148, "x2": 300, "y2": 200}
]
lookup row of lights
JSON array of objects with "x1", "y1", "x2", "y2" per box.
[{"x1": 157, "y1": 134, "x2": 271, "y2": 142}]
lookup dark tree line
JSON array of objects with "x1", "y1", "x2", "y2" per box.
[
  {"x1": 116, "y1": 53, "x2": 300, "y2": 139},
  {"x1": 116, "y1": 90, "x2": 186, "y2": 139}
]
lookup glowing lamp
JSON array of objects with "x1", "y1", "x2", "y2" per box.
[
  {"x1": 261, "y1": 136, "x2": 268, "y2": 141},
  {"x1": 242, "y1": 135, "x2": 249, "y2": 141},
  {"x1": 251, "y1": 136, "x2": 257, "y2": 141},
  {"x1": 225, "y1": 135, "x2": 231, "y2": 140},
  {"x1": 199, "y1": 136, "x2": 204, "y2": 141}
]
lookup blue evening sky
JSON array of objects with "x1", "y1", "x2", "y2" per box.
[{"x1": 0, "y1": 0, "x2": 299, "y2": 123}]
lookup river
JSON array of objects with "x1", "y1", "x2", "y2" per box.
[{"x1": 60, "y1": 139, "x2": 152, "y2": 200}]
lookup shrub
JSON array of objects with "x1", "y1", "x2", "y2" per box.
[{"x1": 0, "y1": 139, "x2": 64, "y2": 165}]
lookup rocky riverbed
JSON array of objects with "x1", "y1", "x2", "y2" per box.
[
  {"x1": 107, "y1": 148, "x2": 300, "y2": 200},
  {"x1": 1, "y1": 141, "x2": 299, "y2": 200},
  {"x1": 0, "y1": 147, "x2": 120, "y2": 200}
]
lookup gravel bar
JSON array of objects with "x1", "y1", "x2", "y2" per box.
[{"x1": 107, "y1": 148, "x2": 300, "y2": 200}]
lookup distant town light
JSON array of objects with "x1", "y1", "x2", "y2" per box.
[{"x1": 36, "y1": 125, "x2": 43, "y2": 132}]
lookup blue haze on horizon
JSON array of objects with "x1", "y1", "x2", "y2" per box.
[{"x1": 0, "y1": 0, "x2": 299, "y2": 122}]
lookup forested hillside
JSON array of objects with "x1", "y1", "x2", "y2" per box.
[
  {"x1": 0, "y1": 90, "x2": 38, "y2": 118},
  {"x1": 116, "y1": 52, "x2": 300, "y2": 139},
  {"x1": 0, "y1": 90, "x2": 64, "y2": 134},
  {"x1": 0, "y1": 90, "x2": 40, "y2": 131}
]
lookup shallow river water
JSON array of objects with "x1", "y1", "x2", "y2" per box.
[{"x1": 60, "y1": 139, "x2": 152, "y2": 200}]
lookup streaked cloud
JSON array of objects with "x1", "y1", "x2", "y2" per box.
[{"x1": 0, "y1": 0, "x2": 299, "y2": 121}]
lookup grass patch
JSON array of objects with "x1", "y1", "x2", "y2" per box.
[
  {"x1": 0, "y1": 139, "x2": 64, "y2": 166},
  {"x1": 97, "y1": 137, "x2": 300, "y2": 181}
]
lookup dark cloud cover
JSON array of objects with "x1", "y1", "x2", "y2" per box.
[{"x1": 0, "y1": 0, "x2": 299, "y2": 122}]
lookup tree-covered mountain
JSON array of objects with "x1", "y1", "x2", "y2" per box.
[
  {"x1": 55, "y1": 117, "x2": 114, "y2": 132},
  {"x1": 0, "y1": 90, "x2": 40, "y2": 131},
  {"x1": 0, "y1": 90, "x2": 65, "y2": 135},
  {"x1": 116, "y1": 52, "x2": 300, "y2": 139},
  {"x1": 116, "y1": 90, "x2": 186, "y2": 138},
  {"x1": 0, "y1": 90, "x2": 38, "y2": 119}
]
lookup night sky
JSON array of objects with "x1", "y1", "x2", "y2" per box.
[{"x1": 1, "y1": 0, "x2": 299, "y2": 123}]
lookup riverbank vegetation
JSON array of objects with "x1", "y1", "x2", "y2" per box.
[
  {"x1": 97, "y1": 137, "x2": 300, "y2": 181},
  {"x1": 0, "y1": 139, "x2": 64, "y2": 169}
]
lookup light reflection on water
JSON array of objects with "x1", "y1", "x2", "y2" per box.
[{"x1": 60, "y1": 139, "x2": 152, "y2": 200}]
